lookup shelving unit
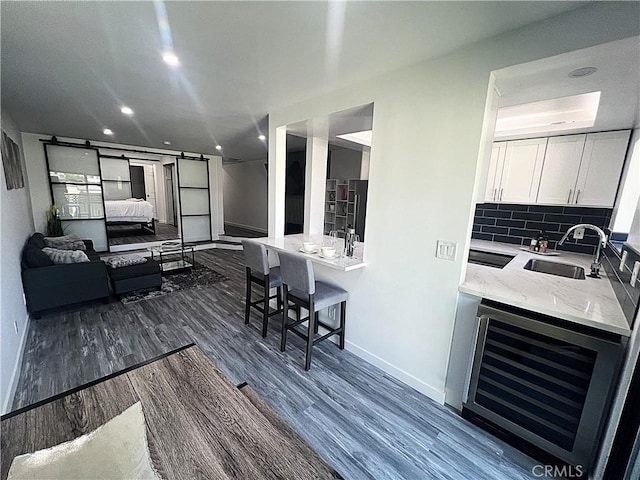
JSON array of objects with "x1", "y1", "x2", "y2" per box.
[{"x1": 324, "y1": 179, "x2": 359, "y2": 237}]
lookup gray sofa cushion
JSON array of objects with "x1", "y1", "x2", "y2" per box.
[{"x1": 24, "y1": 246, "x2": 55, "y2": 268}]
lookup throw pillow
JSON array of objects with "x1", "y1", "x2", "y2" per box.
[
  {"x1": 105, "y1": 254, "x2": 148, "y2": 268},
  {"x1": 42, "y1": 247, "x2": 90, "y2": 264},
  {"x1": 46, "y1": 239, "x2": 87, "y2": 251},
  {"x1": 44, "y1": 234, "x2": 86, "y2": 250},
  {"x1": 24, "y1": 246, "x2": 55, "y2": 268}
]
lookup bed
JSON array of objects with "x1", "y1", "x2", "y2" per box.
[{"x1": 105, "y1": 199, "x2": 156, "y2": 234}]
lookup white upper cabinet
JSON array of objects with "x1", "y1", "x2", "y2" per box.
[
  {"x1": 484, "y1": 130, "x2": 630, "y2": 207},
  {"x1": 574, "y1": 130, "x2": 631, "y2": 207},
  {"x1": 537, "y1": 135, "x2": 586, "y2": 205},
  {"x1": 499, "y1": 138, "x2": 547, "y2": 204},
  {"x1": 484, "y1": 142, "x2": 507, "y2": 202}
]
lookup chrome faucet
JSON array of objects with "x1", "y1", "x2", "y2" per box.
[{"x1": 558, "y1": 224, "x2": 607, "y2": 278}]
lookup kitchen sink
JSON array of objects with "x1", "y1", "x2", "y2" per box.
[
  {"x1": 468, "y1": 249, "x2": 515, "y2": 269},
  {"x1": 523, "y1": 259, "x2": 586, "y2": 279}
]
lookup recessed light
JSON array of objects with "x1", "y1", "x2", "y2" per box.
[
  {"x1": 103, "y1": 128, "x2": 113, "y2": 135},
  {"x1": 215, "y1": 145, "x2": 222, "y2": 151},
  {"x1": 120, "y1": 106, "x2": 134, "y2": 115},
  {"x1": 568, "y1": 67, "x2": 597, "y2": 78},
  {"x1": 258, "y1": 134, "x2": 266, "y2": 141},
  {"x1": 162, "y1": 51, "x2": 180, "y2": 67},
  {"x1": 163, "y1": 141, "x2": 171, "y2": 145}
]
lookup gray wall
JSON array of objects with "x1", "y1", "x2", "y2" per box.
[
  {"x1": 1, "y1": 110, "x2": 34, "y2": 413},
  {"x1": 329, "y1": 147, "x2": 362, "y2": 180},
  {"x1": 222, "y1": 160, "x2": 268, "y2": 232}
]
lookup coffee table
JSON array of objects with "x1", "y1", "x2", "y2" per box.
[{"x1": 148, "y1": 241, "x2": 195, "y2": 273}]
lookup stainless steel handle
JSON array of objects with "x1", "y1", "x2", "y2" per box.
[
  {"x1": 575, "y1": 189, "x2": 581, "y2": 204},
  {"x1": 493, "y1": 188, "x2": 497, "y2": 201},
  {"x1": 499, "y1": 188, "x2": 504, "y2": 202},
  {"x1": 567, "y1": 189, "x2": 572, "y2": 204}
]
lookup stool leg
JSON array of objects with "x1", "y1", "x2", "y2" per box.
[
  {"x1": 276, "y1": 286, "x2": 282, "y2": 313},
  {"x1": 305, "y1": 298, "x2": 316, "y2": 371},
  {"x1": 244, "y1": 268, "x2": 251, "y2": 325},
  {"x1": 314, "y1": 312, "x2": 319, "y2": 334},
  {"x1": 339, "y1": 301, "x2": 346, "y2": 349},
  {"x1": 281, "y1": 288, "x2": 289, "y2": 352},
  {"x1": 262, "y1": 276, "x2": 270, "y2": 338}
]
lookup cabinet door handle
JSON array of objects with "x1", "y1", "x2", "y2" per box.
[
  {"x1": 499, "y1": 188, "x2": 504, "y2": 201},
  {"x1": 567, "y1": 189, "x2": 573, "y2": 204},
  {"x1": 575, "y1": 189, "x2": 581, "y2": 204},
  {"x1": 493, "y1": 188, "x2": 497, "y2": 201}
]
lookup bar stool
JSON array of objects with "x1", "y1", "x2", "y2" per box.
[
  {"x1": 277, "y1": 251, "x2": 348, "y2": 370},
  {"x1": 241, "y1": 240, "x2": 283, "y2": 337}
]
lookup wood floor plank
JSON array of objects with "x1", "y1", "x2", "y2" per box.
[{"x1": 10, "y1": 248, "x2": 542, "y2": 479}]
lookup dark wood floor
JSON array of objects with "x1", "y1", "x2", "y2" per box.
[
  {"x1": 223, "y1": 223, "x2": 265, "y2": 238},
  {"x1": 11, "y1": 249, "x2": 540, "y2": 479},
  {"x1": 108, "y1": 221, "x2": 178, "y2": 246}
]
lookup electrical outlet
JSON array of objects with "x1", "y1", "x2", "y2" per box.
[
  {"x1": 620, "y1": 251, "x2": 628, "y2": 272},
  {"x1": 573, "y1": 227, "x2": 585, "y2": 240},
  {"x1": 13, "y1": 320, "x2": 18, "y2": 334},
  {"x1": 631, "y1": 261, "x2": 640, "y2": 288},
  {"x1": 436, "y1": 241, "x2": 457, "y2": 261}
]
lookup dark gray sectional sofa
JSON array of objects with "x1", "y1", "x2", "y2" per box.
[{"x1": 21, "y1": 233, "x2": 110, "y2": 318}]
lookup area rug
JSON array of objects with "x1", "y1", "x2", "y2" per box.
[{"x1": 121, "y1": 262, "x2": 227, "y2": 304}]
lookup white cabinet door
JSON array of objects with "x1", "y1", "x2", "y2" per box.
[
  {"x1": 537, "y1": 134, "x2": 586, "y2": 205},
  {"x1": 485, "y1": 143, "x2": 507, "y2": 202},
  {"x1": 500, "y1": 138, "x2": 547, "y2": 204},
  {"x1": 575, "y1": 130, "x2": 631, "y2": 207}
]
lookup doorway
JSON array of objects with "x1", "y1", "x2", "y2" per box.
[{"x1": 164, "y1": 164, "x2": 176, "y2": 226}]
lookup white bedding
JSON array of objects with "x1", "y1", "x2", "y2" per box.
[{"x1": 105, "y1": 199, "x2": 154, "y2": 223}]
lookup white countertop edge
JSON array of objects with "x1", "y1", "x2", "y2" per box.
[
  {"x1": 458, "y1": 285, "x2": 631, "y2": 337},
  {"x1": 252, "y1": 234, "x2": 366, "y2": 272}
]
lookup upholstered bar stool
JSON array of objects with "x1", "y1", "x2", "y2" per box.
[
  {"x1": 277, "y1": 251, "x2": 348, "y2": 370},
  {"x1": 241, "y1": 240, "x2": 283, "y2": 337}
]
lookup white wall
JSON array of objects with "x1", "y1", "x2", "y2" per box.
[
  {"x1": 329, "y1": 147, "x2": 362, "y2": 180},
  {"x1": 222, "y1": 160, "x2": 268, "y2": 233},
  {"x1": 21, "y1": 133, "x2": 223, "y2": 241},
  {"x1": 268, "y1": 3, "x2": 640, "y2": 403},
  {"x1": 0, "y1": 111, "x2": 34, "y2": 413}
]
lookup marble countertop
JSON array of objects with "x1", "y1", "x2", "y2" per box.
[
  {"x1": 459, "y1": 240, "x2": 630, "y2": 336},
  {"x1": 253, "y1": 234, "x2": 366, "y2": 272}
]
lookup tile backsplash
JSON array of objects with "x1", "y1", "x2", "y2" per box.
[{"x1": 472, "y1": 203, "x2": 612, "y2": 255}]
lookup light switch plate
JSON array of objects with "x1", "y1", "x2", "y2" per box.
[
  {"x1": 436, "y1": 240, "x2": 457, "y2": 261},
  {"x1": 573, "y1": 227, "x2": 585, "y2": 240}
]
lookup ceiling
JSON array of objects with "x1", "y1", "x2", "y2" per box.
[
  {"x1": 1, "y1": 1, "x2": 588, "y2": 160},
  {"x1": 493, "y1": 36, "x2": 640, "y2": 139}
]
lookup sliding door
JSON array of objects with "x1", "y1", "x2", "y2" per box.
[
  {"x1": 177, "y1": 158, "x2": 211, "y2": 243},
  {"x1": 45, "y1": 144, "x2": 108, "y2": 251},
  {"x1": 99, "y1": 156, "x2": 132, "y2": 200}
]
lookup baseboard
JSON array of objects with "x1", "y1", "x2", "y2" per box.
[
  {"x1": 345, "y1": 340, "x2": 446, "y2": 405},
  {"x1": 224, "y1": 221, "x2": 267, "y2": 234},
  {"x1": 2, "y1": 312, "x2": 31, "y2": 415}
]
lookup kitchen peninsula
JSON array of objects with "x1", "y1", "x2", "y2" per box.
[{"x1": 254, "y1": 234, "x2": 366, "y2": 272}]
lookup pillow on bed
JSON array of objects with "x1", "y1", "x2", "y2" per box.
[{"x1": 42, "y1": 247, "x2": 90, "y2": 264}]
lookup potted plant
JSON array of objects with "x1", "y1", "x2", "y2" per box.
[{"x1": 46, "y1": 204, "x2": 64, "y2": 236}]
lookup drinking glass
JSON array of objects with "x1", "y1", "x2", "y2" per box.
[{"x1": 327, "y1": 230, "x2": 338, "y2": 247}]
